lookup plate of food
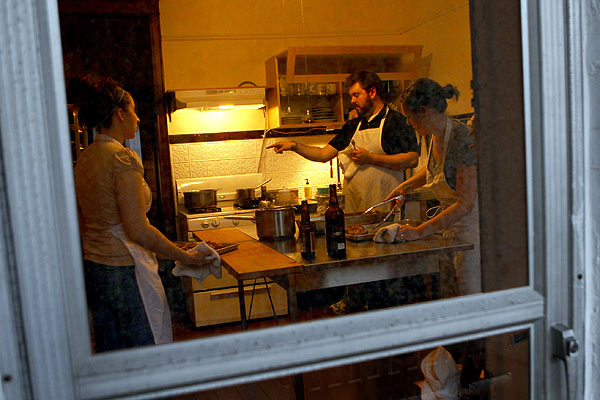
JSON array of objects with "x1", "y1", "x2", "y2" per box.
[
  {"x1": 174, "y1": 241, "x2": 240, "y2": 255},
  {"x1": 345, "y1": 220, "x2": 423, "y2": 242}
]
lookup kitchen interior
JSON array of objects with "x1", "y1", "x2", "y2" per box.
[{"x1": 60, "y1": 0, "x2": 528, "y2": 398}]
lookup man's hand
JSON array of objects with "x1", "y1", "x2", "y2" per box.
[
  {"x1": 350, "y1": 146, "x2": 371, "y2": 165},
  {"x1": 266, "y1": 141, "x2": 296, "y2": 154}
]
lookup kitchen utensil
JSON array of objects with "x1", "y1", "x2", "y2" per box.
[
  {"x1": 255, "y1": 178, "x2": 272, "y2": 189},
  {"x1": 360, "y1": 194, "x2": 404, "y2": 215},
  {"x1": 237, "y1": 178, "x2": 273, "y2": 207},
  {"x1": 225, "y1": 206, "x2": 296, "y2": 240},
  {"x1": 370, "y1": 205, "x2": 398, "y2": 231},
  {"x1": 184, "y1": 189, "x2": 218, "y2": 209}
]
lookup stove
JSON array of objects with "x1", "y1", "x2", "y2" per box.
[
  {"x1": 175, "y1": 174, "x2": 265, "y2": 240},
  {"x1": 174, "y1": 174, "x2": 289, "y2": 328}
]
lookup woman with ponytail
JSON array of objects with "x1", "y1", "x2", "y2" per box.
[
  {"x1": 384, "y1": 78, "x2": 481, "y2": 295},
  {"x1": 69, "y1": 76, "x2": 214, "y2": 352}
]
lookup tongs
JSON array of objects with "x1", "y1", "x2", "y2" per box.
[
  {"x1": 361, "y1": 194, "x2": 404, "y2": 215},
  {"x1": 370, "y1": 205, "x2": 398, "y2": 231}
]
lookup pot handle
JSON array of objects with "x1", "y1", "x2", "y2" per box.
[{"x1": 223, "y1": 215, "x2": 256, "y2": 221}]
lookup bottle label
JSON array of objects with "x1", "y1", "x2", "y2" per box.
[{"x1": 337, "y1": 243, "x2": 345, "y2": 250}]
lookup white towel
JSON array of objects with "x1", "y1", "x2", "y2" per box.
[
  {"x1": 337, "y1": 150, "x2": 359, "y2": 180},
  {"x1": 172, "y1": 242, "x2": 222, "y2": 284},
  {"x1": 373, "y1": 223, "x2": 400, "y2": 243}
]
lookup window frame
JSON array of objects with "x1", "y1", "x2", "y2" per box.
[{"x1": 0, "y1": 0, "x2": 585, "y2": 399}]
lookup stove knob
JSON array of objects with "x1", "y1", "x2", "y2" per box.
[
  {"x1": 211, "y1": 219, "x2": 220, "y2": 228},
  {"x1": 232, "y1": 219, "x2": 240, "y2": 226},
  {"x1": 201, "y1": 220, "x2": 209, "y2": 228}
]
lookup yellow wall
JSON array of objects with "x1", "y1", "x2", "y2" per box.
[{"x1": 160, "y1": 0, "x2": 473, "y2": 115}]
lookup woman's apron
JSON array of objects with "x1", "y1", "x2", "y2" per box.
[
  {"x1": 100, "y1": 135, "x2": 172, "y2": 345},
  {"x1": 423, "y1": 118, "x2": 481, "y2": 295},
  {"x1": 339, "y1": 107, "x2": 405, "y2": 213}
]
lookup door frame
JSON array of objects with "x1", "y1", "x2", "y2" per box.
[{"x1": 0, "y1": 0, "x2": 585, "y2": 399}]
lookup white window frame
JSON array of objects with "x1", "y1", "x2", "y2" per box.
[{"x1": 0, "y1": 0, "x2": 586, "y2": 399}]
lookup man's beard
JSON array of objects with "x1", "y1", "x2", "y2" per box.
[{"x1": 356, "y1": 98, "x2": 374, "y2": 117}]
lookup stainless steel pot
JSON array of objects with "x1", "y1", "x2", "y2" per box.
[
  {"x1": 225, "y1": 206, "x2": 296, "y2": 239},
  {"x1": 255, "y1": 206, "x2": 296, "y2": 239},
  {"x1": 184, "y1": 189, "x2": 218, "y2": 209}
]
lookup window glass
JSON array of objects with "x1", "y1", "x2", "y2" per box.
[
  {"x1": 161, "y1": 329, "x2": 530, "y2": 399},
  {"x1": 61, "y1": 0, "x2": 527, "y2": 353}
]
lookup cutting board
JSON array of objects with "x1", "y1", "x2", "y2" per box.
[{"x1": 193, "y1": 228, "x2": 303, "y2": 280}]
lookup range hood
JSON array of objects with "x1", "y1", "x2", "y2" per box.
[{"x1": 165, "y1": 87, "x2": 266, "y2": 113}]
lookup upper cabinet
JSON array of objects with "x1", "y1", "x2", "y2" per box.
[{"x1": 265, "y1": 45, "x2": 423, "y2": 130}]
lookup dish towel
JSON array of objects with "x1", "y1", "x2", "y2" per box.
[
  {"x1": 420, "y1": 346, "x2": 460, "y2": 400},
  {"x1": 373, "y1": 223, "x2": 400, "y2": 243},
  {"x1": 172, "y1": 242, "x2": 222, "y2": 284},
  {"x1": 337, "y1": 150, "x2": 359, "y2": 180}
]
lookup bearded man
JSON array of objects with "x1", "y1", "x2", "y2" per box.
[{"x1": 268, "y1": 71, "x2": 419, "y2": 213}]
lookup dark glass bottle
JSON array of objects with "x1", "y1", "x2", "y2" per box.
[
  {"x1": 299, "y1": 200, "x2": 315, "y2": 260},
  {"x1": 325, "y1": 184, "x2": 346, "y2": 258}
]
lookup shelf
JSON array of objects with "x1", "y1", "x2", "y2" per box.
[{"x1": 265, "y1": 45, "x2": 423, "y2": 130}]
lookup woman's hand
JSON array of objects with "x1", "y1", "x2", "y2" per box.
[
  {"x1": 384, "y1": 186, "x2": 407, "y2": 208},
  {"x1": 266, "y1": 141, "x2": 296, "y2": 154},
  {"x1": 396, "y1": 225, "x2": 422, "y2": 241},
  {"x1": 185, "y1": 249, "x2": 216, "y2": 266}
]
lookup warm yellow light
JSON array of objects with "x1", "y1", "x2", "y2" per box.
[{"x1": 218, "y1": 105, "x2": 235, "y2": 110}]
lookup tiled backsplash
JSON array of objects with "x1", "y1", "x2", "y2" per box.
[{"x1": 170, "y1": 135, "x2": 341, "y2": 197}]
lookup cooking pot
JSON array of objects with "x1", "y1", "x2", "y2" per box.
[
  {"x1": 225, "y1": 206, "x2": 296, "y2": 240},
  {"x1": 236, "y1": 178, "x2": 272, "y2": 207},
  {"x1": 184, "y1": 189, "x2": 218, "y2": 210}
]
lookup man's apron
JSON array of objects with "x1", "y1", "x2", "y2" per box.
[
  {"x1": 423, "y1": 118, "x2": 481, "y2": 295},
  {"x1": 100, "y1": 134, "x2": 172, "y2": 344},
  {"x1": 338, "y1": 107, "x2": 405, "y2": 213}
]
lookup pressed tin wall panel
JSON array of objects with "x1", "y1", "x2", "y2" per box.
[{"x1": 170, "y1": 136, "x2": 339, "y2": 193}]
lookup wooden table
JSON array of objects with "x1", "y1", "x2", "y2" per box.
[{"x1": 193, "y1": 226, "x2": 474, "y2": 329}]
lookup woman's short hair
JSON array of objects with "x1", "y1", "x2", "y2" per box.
[
  {"x1": 67, "y1": 75, "x2": 130, "y2": 130},
  {"x1": 401, "y1": 78, "x2": 460, "y2": 113}
]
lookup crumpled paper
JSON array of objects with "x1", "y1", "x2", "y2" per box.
[{"x1": 172, "y1": 241, "x2": 222, "y2": 284}]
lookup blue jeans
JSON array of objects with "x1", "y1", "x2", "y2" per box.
[{"x1": 84, "y1": 260, "x2": 154, "y2": 352}]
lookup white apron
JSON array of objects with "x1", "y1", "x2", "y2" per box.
[
  {"x1": 100, "y1": 135, "x2": 172, "y2": 344},
  {"x1": 339, "y1": 107, "x2": 405, "y2": 213},
  {"x1": 423, "y1": 118, "x2": 481, "y2": 295}
]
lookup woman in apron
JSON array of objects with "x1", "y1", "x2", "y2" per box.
[
  {"x1": 70, "y1": 76, "x2": 214, "y2": 352},
  {"x1": 385, "y1": 78, "x2": 481, "y2": 296}
]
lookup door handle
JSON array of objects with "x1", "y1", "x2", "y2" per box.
[{"x1": 551, "y1": 324, "x2": 579, "y2": 400}]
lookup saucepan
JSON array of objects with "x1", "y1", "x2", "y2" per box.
[
  {"x1": 184, "y1": 189, "x2": 218, "y2": 209},
  {"x1": 236, "y1": 178, "x2": 272, "y2": 207},
  {"x1": 225, "y1": 206, "x2": 296, "y2": 240}
]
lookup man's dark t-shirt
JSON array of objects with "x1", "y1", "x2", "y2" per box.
[{"x1": 328, "y1": 106, "x2": 419, "y2": 155}]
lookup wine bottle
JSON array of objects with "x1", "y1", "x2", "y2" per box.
[
  {"x1": 325, "y1": 184, "x2": 346, "y2": 258},
  {"x1": 299, "y1": 200, "x2": 315, "y2": 259}
]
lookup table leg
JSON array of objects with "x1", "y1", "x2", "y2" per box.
[
  {"x1": 287, "y1": 274, "x2": 298, "y2": 322},
  {"x1": 237, "y1": 280, "x2": 248, "y2": 330},
  {"x1": 292, "y1": 373, "x2": 304, "y2": 400},
  {"x1": 438, "y1": 252, "x2": 459, "y2": 298}
]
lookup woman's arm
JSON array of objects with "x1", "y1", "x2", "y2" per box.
[
  {"x1": 116, "y1": 170, "x2": 211, "y2": 265},
  {"x1": 401, "y1": 165, "x2": 477, "y2": 239},
  {"x1": 383, "y1": 166, "x2": 427, "y2": 205}
]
